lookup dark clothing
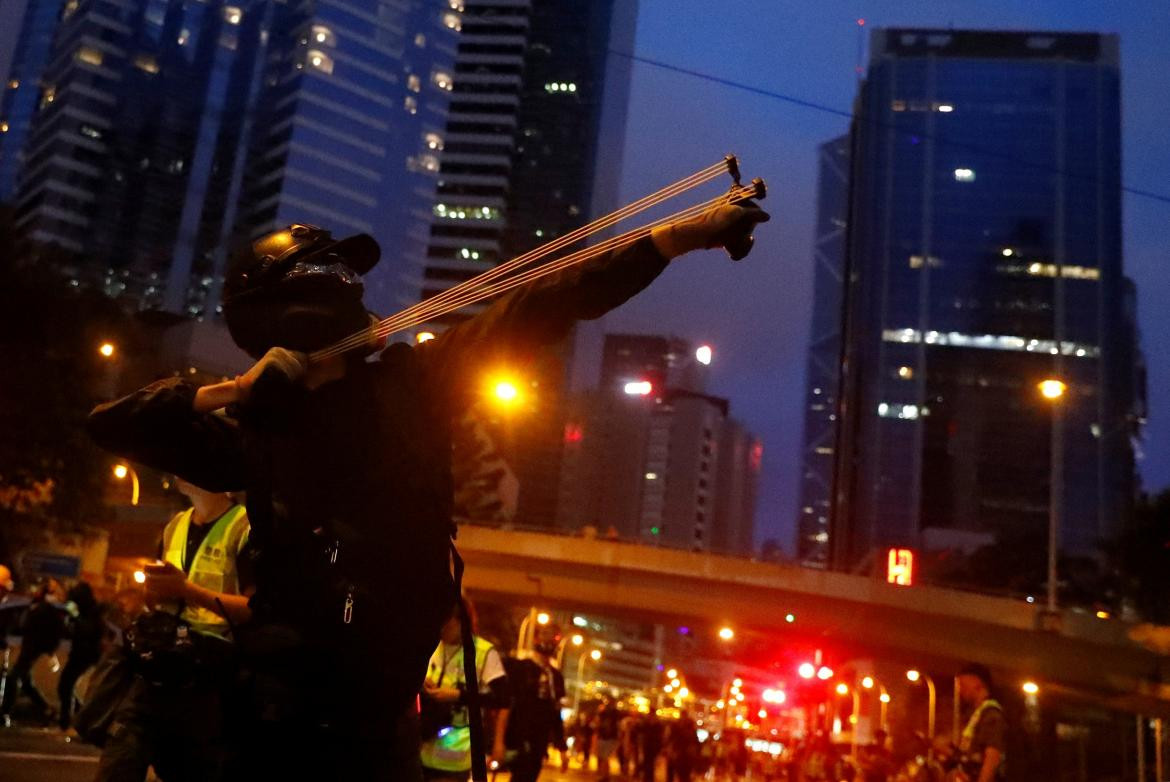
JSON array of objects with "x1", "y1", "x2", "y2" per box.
[
  {"x1": 1, "y1": 599, "x2": 64, "y2": 717},
  {"x1": 1, "y1": 646, "x2": 51, "y2": 716},
  {"x1": 962, "y1": 702, "x2": 1007, "y2": 780},
  {"x1": 59, "y1": 600, "x2": 105, "y2": 729},
  {"x1": 88, "y1": 238, "x2": 668, "y2": 777},
  {"x1": 94, "y1": 677, "x2": 227, "y2": 782}
]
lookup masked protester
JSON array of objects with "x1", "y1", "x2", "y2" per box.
[
  {"x1": 504, "y1": 624, "x2": 567, "y2": 782},
  {"x1": 87, "y1": 201, "x2": 768, "y2": 780}
]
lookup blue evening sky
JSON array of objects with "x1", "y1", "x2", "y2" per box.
[{"x1": 597, "y1": 0, "x2": 1170, "y2": 552}]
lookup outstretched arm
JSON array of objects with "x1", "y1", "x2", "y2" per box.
[{"x1": 419, "y1": 201, "x2": 768, "y2": 400}]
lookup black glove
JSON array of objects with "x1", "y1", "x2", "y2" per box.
[
  {"x1": 651, "y1": 201, "x2": 770, "y2": 260},
  {"x1": 235, "y1": 348, "x2": 308, "y2": 425}
]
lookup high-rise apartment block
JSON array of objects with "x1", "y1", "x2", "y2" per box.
[
  {"x1": 0, "y1": 0, "x2": 458, "y2": 316},
  {"x1": 558, "y1": 334, "x2": 760, "y2": 555},
  {"x1": 413, "y1": 0, "x2": 638, "y2": 529},
  {"x1": 825, "y1": 29, "x2": 1143, "y2": 572}
]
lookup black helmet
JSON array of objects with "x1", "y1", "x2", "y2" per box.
[{"x1": 222, "y1": 224, "x2": 380, "y2": 358}]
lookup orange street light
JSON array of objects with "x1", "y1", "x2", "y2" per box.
[
  {"x1": 718, "y1": 626, "x2": 735, "y2": 641},
  {"x1": 536, "y1": 611, "x2": 550, "y2": 625},
  {"x1": 835, "y1": 683, "x2": 849, "y2": 696},
  {"x1": 1038, "y1": 379, "x2": 1067, "y2": 400},
  {"x1": 415, "y1": 331, "x2": 435, "y2": 344},
  {"x1": 113, "y1": 463, "x2": 139, "y2": 505},
  {"x1": 861, "y1": 676, "x2": 874, "y2": 689},
  {"x1": 98, "y1": 341, "x2": 116, "y2": 358},
  {"x1": 1022, "y1": 681, "x2": 1040, "y2": 695},
  {"x1": 571, "y1": 634, "x2": 584, "y2": 646}
]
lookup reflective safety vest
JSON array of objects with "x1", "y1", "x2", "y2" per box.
[
  {"x1": 420, "y1": 636, "x2": 496, "y2": 773},
  {"x1": 160, "y1": 505, "x2": 249, "y2": 638},
  {"x1": 959, "y1": 698, "x2": 1005, "y2": 778}
]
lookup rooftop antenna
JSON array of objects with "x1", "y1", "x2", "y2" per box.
[{"x1": 855, "y1": 17, "x2": 867, "y2": 83}]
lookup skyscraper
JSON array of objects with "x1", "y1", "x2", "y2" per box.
[
  {"x1": 558, "y1": 333, "x2": 759, "y2": 555},
  {"x1": 0, "y1": 0, "x2": 458, "y2": 318},
  {"x1": 235, "y1": 0, "x2": 459, "y2": 315},
  {"x1": 795, "y1": 136, "x2": 849, "y2": 568},
  {"x1": 830, "y1": 29, "x2": 1142, "y2": 575},
  {"x1": 414, "y1": 0, "x2": 638, "y2": 528}
]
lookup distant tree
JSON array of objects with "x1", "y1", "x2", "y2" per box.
[
  {"x1": 1112, "y1": 491, "x2": 1170, "y2": 623},
  {"x1": 451, "y1": 406, "x2": 518, "y2": 526},
  {"x1": 0, "y1": 208, "x2": 133, "y2": 568}
]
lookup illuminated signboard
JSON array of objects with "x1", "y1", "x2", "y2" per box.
[{"x1": 887, "y1": 548, "x2": 914, "y2": 586}]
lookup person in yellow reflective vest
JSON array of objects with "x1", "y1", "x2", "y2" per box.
[
  {"x1": 144, "y1": 478, "x2": 253, "y2": 635},
  {"x1": 93, "y1": 478, "x2": 253, "y2": 782},
  {"x1": 419, "y1": 599, "x2": 509, "y2": 780},
  {"x1": 939, "y1": 662, "x2": 1006, "y2": 782}
]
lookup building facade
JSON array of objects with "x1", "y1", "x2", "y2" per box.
[
  {"x1": 0, "y1": 0, "x2": 458, "y2": 318},
  {"x1": 414, "y1": 0, "x2": 638, "y2": 529},
  {"x1": 830, "y1": 29, "x2": 1142, "y2": 574},
  {"x1": 558, "y1": 333, "x2": 759, "y2": 556},
  {"x1": 795, "y1": 136, "x2": 849, "y2": 568}
]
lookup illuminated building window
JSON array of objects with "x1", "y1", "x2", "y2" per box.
[
  {"x1": 877, "y1": 403, "x2": 922, "y2": 420},
  {"x1": 62, "y1": 0, "x2": 78, "y2": 18},
  {"x1": 431, "y1": 69, "x2": 453, "y2": 90},
  {"x1": 178, "y1": 29, "x2": 190, "y2": 46},
  {"x1": 415, "y1": 33, "x2": 426, "y2": 47},
  {"x1": 0, "y1": 122, "x2": 8, "y2": 133},
  {"x1": 448, "y1": 0, "x2": 464, "y2": 10},
  {"x1": 458, "y1": 247, "x2": 481, "y2": 260},
  {"x1": 442, "y1": 12, "x2": 461, "y2": 31},
  {"x1": 307, "y1": 50, "x2": 334, "y2": 74},
  {"x1": 79, "y1": 124, "x2": 103, "y2": 139},
  {"x1": 424, "y1": 132, "x2": 443, "y2": 150},
  {"x1": 404, "y1": 96, "x2": 418, "y2": 114},
  {"x1": 934, "y1": 103, "x2": 953, "y2": 113},
  {"x1": 40, "y1": 86, "x2": 55, "y2": 108},
  {"x1": 311, "y1": 24, "x2": 335, "y2": 46},
  {"x1": 8, "y1": 79, "x2": 19, "y2": 89},
  {"x1": 434, "y1": 204, "x2": 500, "y2": 220},
  {"x1": 882, "y1": 328, "x2": 1099, "y2": 358},
  {"x1": 953, "y1": 168, "x2": 975, "y2": 182},
  {"x1": 897, "y1": 365, "x2": 913, "y2": 380},
  {"x1": 545, "y1": 82, "x2": 577, "y2": 93},
  {"x1": 891, "y1": 99, "x2": 906, "y2": 111},
  {"x1": 908, "y1": 254, "x2": 941, "y2": 269},
  {"x1": 77, "y1": 46, "x2": 104, "y2": 66},
  {"x1": 134, "y1": 54, "x2": 160, "y2": 74},
  {"x1": 408, "y1": 74, "x2": 421, "y2": 93},
  {"x1": 418, "y1": 153, "x2": 438, "y2": 172},
  {"x1": 223, "y1": 5, "x2": 242, "y2": 24}
]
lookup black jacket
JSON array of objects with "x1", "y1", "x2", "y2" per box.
[{"x1": 87, "y1": 237, "x2": 669, "y2": 712}]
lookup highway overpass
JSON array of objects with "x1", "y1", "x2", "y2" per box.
[{"x1": 456, "y1": 525, "x2": 1170, "y2": 717}]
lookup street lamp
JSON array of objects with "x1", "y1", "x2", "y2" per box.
[
  {"x1": 98, "y1": 342, "x2": 116, "y2": 358},
  {"x1": 572, "y1": 648, "x2": 602, "y2": 715},
  {"x1": 113, "y1": 463, "x2": 139, "y2": 506},
  {"x1": 1038, "y1": 378, "x2": 1066, "y2": 616},
  {"x1": 1022, "y1": 681, "x2": 1040, "y2": 695},
  {"x1": 718, "y1": 626, "x2": 735, "y2": 641},
  {"x1": 906, "y1": 669, "x2": 937, "y2": 739}
]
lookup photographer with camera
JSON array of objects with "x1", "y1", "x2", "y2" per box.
[{"x1": 92, "y1": 478, "x2": 252, "y2": 782}]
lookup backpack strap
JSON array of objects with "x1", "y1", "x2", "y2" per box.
[{"x1": 451, "y1": 543, "x2": 487, "y2": 782}]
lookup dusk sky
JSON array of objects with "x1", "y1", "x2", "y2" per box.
[{"x1": 595, "y1": 0, "x2": 1170, "y2": 552}]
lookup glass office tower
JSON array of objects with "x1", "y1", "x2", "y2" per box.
[{"x1": 831, "y1": 30, "x2": 1142, "y2": 573}]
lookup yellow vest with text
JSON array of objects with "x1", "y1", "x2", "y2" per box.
[
  {"x1": 420, "y1": 636, "x2": 496, "y2": 772},
  {"x1": 161, "y1": 505, "x2": 249, "y2": 638}
]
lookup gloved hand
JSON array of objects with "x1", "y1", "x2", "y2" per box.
[
  {"x1": 234, "y1": 347, "x2": 308, "y2": 405},
  {"x1": 651, "y1": 200, "x2": 770, "y2": 260}
]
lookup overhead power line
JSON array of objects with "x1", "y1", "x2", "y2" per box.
[{"x1": 608, "y1": 48, "x2": 1170, "y2": 207}]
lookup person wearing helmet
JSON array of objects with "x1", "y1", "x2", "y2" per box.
[{"x1": 87, "y1": 201, "x2": 768, "y2": 780}]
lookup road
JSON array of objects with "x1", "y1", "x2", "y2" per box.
[
  {"x1": 0, "y1": 726, "x2": 610, "y2": 781},
  {"x1": 0, "y1": 726, "x2": 100, "y2": 782}
]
